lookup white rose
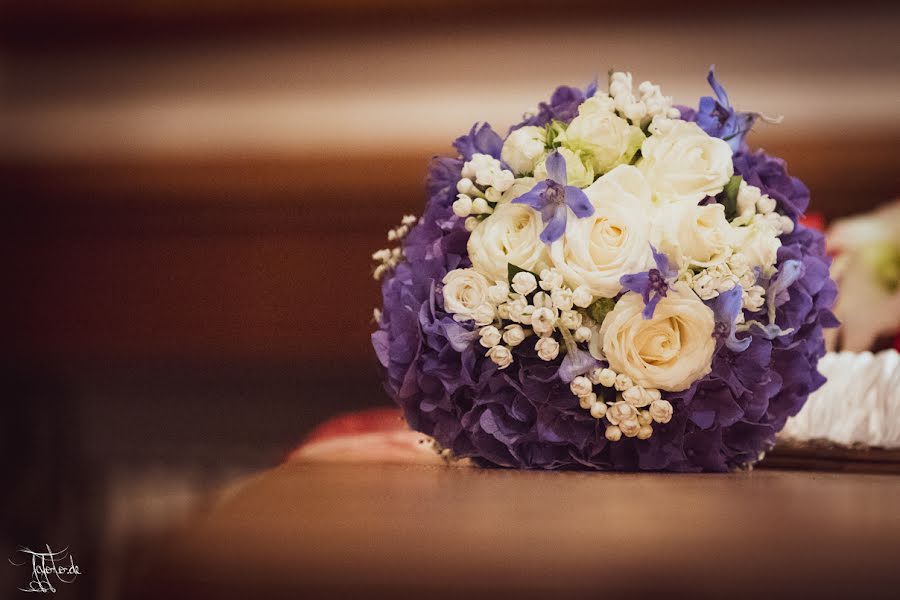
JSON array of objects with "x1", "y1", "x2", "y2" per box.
[
  {"x1": 638, "y1": 120, "x2": 734, "y2": 205},
  {"x1": 732, "y1": 215, "x2": 782, "y2": 274},
  {"x1": 442, "y1": 268, "x2": 491, "y2": 322},
  {"x1": 534, "y1": 147, "x2": 594, "y2": 188},
  {"x1": 558, "y1": 102, "x2": 645, "y2": 174},
  {"x1": 501, "y1": 126, "x2": 547, "y2": 176},
  {"x1": 654, "y1": 202, "x2": 733, "y2": 269},
  {"x1": 535, "y1": 336, "x2": 560, "y2": 361},
  {"x1": 600, "y1": 282, "x2": 715, "y2": 392},
  {"x1": 511, "y1": 271, "x2": 538, "y2": 295},
  {"x1": 550, "y1": 165, "x2": 655, "y2": 298},
  {"x1": 468, "y1": 203, "x2": 550, "y2": 283},
  {"x1": 503, "y1": 324, "x2": 527, "y2": 346},
  {"x1": 487, "y1": 345, "x2": 513, "y2": 369}
]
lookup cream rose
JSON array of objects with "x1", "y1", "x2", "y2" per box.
[
  {"x1": 550, "y1": 165, "x2": 655, "y2": 298},
  {"x1": 501, "y1": 126, "x2": 547, "y2": 176},
  {"x1": 468, "y1": 202, "x2": 550, "y2": 282},
  {"x1": 558, "y1": 99, "x2": 645, "y2": 174},
  {"x1": 441, "y1": 268, "x2": 492, "y2": 322},
  {"x1": 653, "y1": 202, "x2": 733, "y2": 269},
  {"x1": 599, "y1": 282, "x2": 716, "y2": 392},
  {"x1": 638, "y1": 120, "x2": 734, "y2": 204}
]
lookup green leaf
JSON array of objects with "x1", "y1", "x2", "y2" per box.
[
  {"x1": 588, "y1": 297, "x2": 616, "y2": 325},
  {"x1": 722, "y1": 175, "x2": 743, "y2": 220}
]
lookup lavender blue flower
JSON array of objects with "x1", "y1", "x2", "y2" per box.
[
  {"x1": 512, "y1": 151, "x2": 594, "y2": 243},
  {"x1": 710, "y1": 285, "x2": 752, "y2": 352},
  {"x1": 679, "y1": 66, "x2": 758, "y2": 153},
  {"x1": 620, "y1": 245, "x2": 678, "y2": 319}
]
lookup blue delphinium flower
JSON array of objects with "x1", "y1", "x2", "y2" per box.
[
  {"x1": 619, "y1": 245, "x2": 679, "y2": 319},
  {"x1": 710, "y1": 285, "x2": 751, "y2": 352},
  {"x1": 512, "y1": 151, "x2": 594, "y2": 244},
  {"x1": 693, "y1": 66, "x2": 758, "y2": 153}
]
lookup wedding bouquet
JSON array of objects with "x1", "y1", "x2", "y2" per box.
[{"x1": 372, "y1": 69, "x2": 838, "y2": 471}]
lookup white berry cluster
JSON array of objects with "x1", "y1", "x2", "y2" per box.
[
  {"x1": 608, "y1": 71, "x2": 681, "y2": 127},
  {"x1": 467, "y1": 267, "x2": 597, "y2": 370},
  {"x1": 372, "y1": 214, "x2": 417, "y2": 280},
  {"x1": 453, "y1": 154, "x2": 518, "y2": 232},
  {"x1": 569, "y1": 367, "x2": 673, "y2": 441}
]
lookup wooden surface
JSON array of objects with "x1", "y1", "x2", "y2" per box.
[{"x1": 130, "y1": 463, "x2": 900, "y2": 599}]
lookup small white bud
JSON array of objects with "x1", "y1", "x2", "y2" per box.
[
  {"x1": 535, "y1": 336, "x2": 560, "y2": 361},
  {"x1": 614, "y1": 373, "x2": 633, "y2": 391},
  {"x1": 572, "y1": 286, "x2": 593, "y2": 308},
  {"x1": 558, "y1": 309, "x2": 582, "y2": 331},
  {"x1": 605, "y1": 425, "x2": 622, "y2": 442},
  {"x1": 756, "y1": 195, "x2": 777, "y2": 214},
  {"x1": 503, "y1": 324, "x2": 527, "y2": 347},
  {"x1": 637, "y1": 425, "x2": 653, "y2": 440},
  {"x1": 638, "y1": 410, "x2": 653, "y2": 426},
  {"x1": 487, "y1": 282, "x2": 510, "y2": 305},
  {"x1": 511, "y1": 271, "x2": 538, "y2": 295},
  {"x1": 574, "y1": 326, "x2": 592, "y2": 343},
  {"x1": 590, "y1": 401, "x2": 607, "y2": 419},
  {"x1": 779, "y1": 215, "x2": 795, "y2": 234},
  {"x1": 619, "y1": 418, "x2": 641, "y2": 438},
  {"x1": 464, "y1": 217, "x2": 479, "y2": 232},
  {"x1": 485, "y1": 187, "x2": 503, "y2": 203},
  {"x1": 570, "y1": 376, "x2": 593, "y2": 397},
  {"x1": 579, "y1": 392, "x2": 597, "y2": 410},
  {"x1": 471, "y1": 196, "x2": 491, "y2": 215},
  {"x1": 486, "y1": 345, "x2": 513, "y2": 369},
  {"x1": 531, "y1": 307, "x2": 557, "y2": 335},
  {"x1": 452, "y1": 194, "x2": 473, "y2": 218},
  {"x1": 622, "y1": 385, "x2": 653, "y2": 408},
  {"x1": 649, "y1": 399, "x2": 673, "y2": 424},
  {"x1": 456, "y1": 177, "x2": 475, "y2": 194},
  {"x1": 551, "y1": 288, "x2": 574, "y2": 311},
  {"x1": 538, "y1": 268, "x2": 564, "y2": 291},
  {"x1": 478, "y1": 325, "x2": 502, "y2": 348},
  {"x1": 532, "y1": 291, "x2": 552, "y2": 309},
  {"x1": 597, "y1": 368, "x2": 617, "y2": 388},
  {"x1": 472, "y1": 303, "x2": 495, "y2": 327}
]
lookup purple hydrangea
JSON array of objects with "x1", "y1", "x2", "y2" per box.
[{"x1": 373, "y1": 79, "x2": 837, "y2": 471}]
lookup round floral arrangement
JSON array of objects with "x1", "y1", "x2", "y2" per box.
[{"x1": 372, "y1": 69, "x2": 838, "y2": 471}]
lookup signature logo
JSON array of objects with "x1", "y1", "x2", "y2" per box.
[{"x1": 9, "y1": 545, "x2": 82, "y2": 593}]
